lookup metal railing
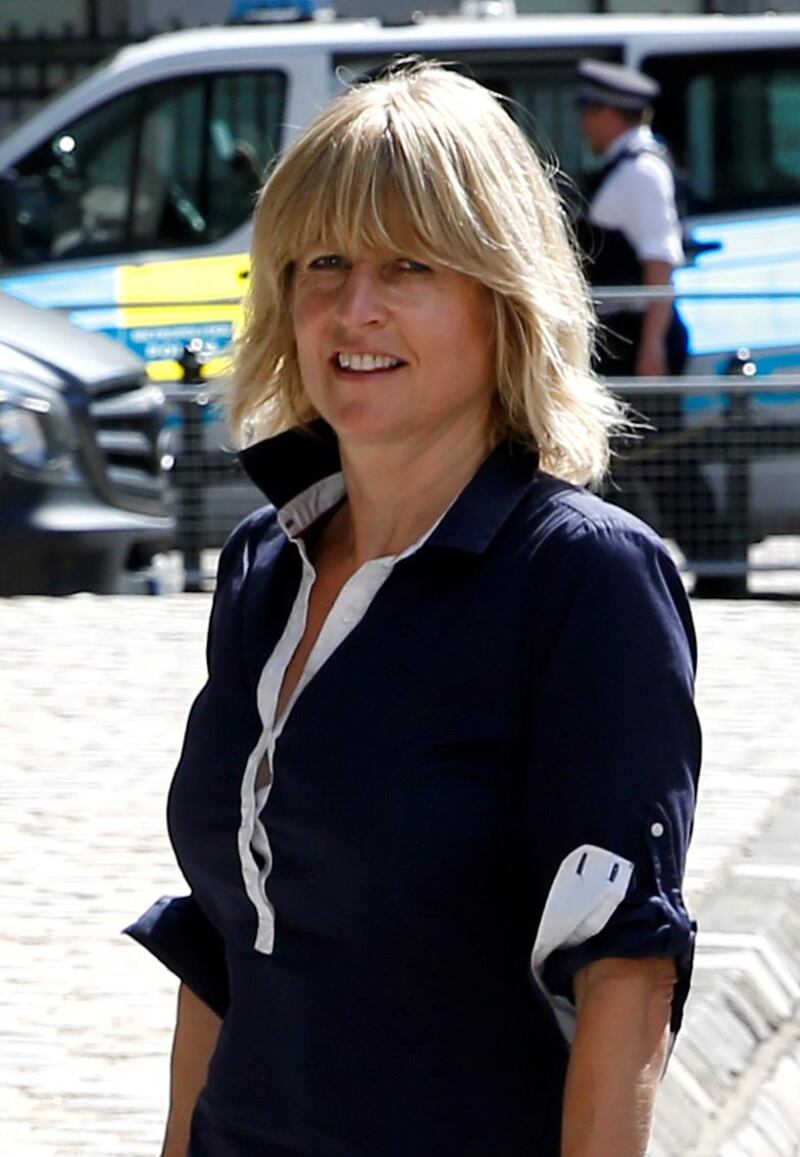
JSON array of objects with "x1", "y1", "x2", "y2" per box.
[
  {"x1": 593, "y1": 284, "x2": 800, "y2": 596},
  {"x1": 23, "y1": 286, "x2": 800, "y2": 596},
  {"x1": 605, "y1": 374, "x2": 800, "y2": 596},
  {"x1": 164, "y1": 360, "x2": 800, "y2": 597}
]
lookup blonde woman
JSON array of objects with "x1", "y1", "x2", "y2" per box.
[{"x1": 128, "y1": 63, "x2": 700, "y2": 1157}]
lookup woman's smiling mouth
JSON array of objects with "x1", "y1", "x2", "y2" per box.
[{"x1": 335, "y1": 352, "x2": 405, "y2": 372}]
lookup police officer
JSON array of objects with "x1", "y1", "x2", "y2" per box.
[
  {"x1": 576, "y1": 58, "x2": 687, "y2": 377},
  {"x1": 576, "y1": 59, "x2": 738, "y2": 595}
]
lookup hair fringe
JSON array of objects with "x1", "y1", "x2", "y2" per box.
[{"x1": 230, "y1": 63, "x2": 629, "y2": 487}]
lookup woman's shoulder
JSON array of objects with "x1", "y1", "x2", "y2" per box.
[
  {"x1": 511, "y1": 473, "x2": 693, "y2": 642},
  {"x1": 520, "y1": 472, "x2": 668, "y2": 559}
]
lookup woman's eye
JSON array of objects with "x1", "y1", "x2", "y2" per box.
[
  {"x1": 396, "y1": 258, "x2": 431, "y2": 273},
  {"x1": 308, "y1": 254, "x2": 345, "y2": 271}
]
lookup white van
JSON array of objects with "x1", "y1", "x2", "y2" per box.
[
  {"x1": 0, "y1": 11, "x2": 798, "y2": 550},
  {"x1": 2, "y1": 13, "x2": 800, "y2": 372}
]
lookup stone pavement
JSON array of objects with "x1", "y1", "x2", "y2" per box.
[{"x1": 0, "y1": 593, "x2": 798, "y2": 1156}]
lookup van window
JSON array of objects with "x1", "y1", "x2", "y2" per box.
[
  {"x1": 5, "y1": 70, "x2": 285, "y2": 265},
  {"x1": 472, "y1": 61, "x2": 585, "y2": 174},
  {"x1": 646, "y1": 49, "x2": 800, "y2": 214},
  {"x1": 337, "y1": 48, "x2": 622, "y2": 182},
  {"x1": 3, "y1": 91, "x2": 140, "y2": 264}
]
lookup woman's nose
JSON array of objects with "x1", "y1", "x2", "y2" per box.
[{"x1": 334, "y1": 264, "x2": 387, "y2": 327}]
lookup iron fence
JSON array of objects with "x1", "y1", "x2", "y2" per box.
[
  {"x1": 0, "y1": 28, "x2": 127, "y2": 129},
  {"x1": 0, "y1": 0, "x2": 794, "y2": 133}
]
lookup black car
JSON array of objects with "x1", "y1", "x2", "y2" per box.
[{"x1": 0, "y1": 292, "x2": 174, "y2": 594}]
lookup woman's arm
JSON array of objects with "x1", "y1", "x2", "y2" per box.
[
  {"x1": 160, "y1": 983, "x2": 222, "y2": 1157},
  {"x1": 561, "y1": 955, "x2": 676, "y2": 1157}
]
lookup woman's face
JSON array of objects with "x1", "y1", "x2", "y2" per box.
[{"x1": 290, "y1": 242, "x2": 496, "y2": 453}]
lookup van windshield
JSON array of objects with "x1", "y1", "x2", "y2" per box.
[
  {"x1": 646, "y1": 48, "x2": 800, "y2": 215},
  {"x1": 2, "y1": 69, "x2": 285, "y2": 266}
]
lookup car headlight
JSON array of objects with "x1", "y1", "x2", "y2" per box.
[
  {"x1": 0, "y1": 378, "x2": 80, "y2": 481},
  {"x1": 0, "y1": 399, "x2": 49, "y2": 468}
]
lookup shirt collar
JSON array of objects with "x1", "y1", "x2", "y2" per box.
[
  {"x1": 277, "y1": 472, "x2": 346, "y2": 540},
  {"x1": 602, "y1": 123, "x2": 652, "y2": 163},
  {"x1": 238, "y1": 419, "x2": 540, "y2": 556}
]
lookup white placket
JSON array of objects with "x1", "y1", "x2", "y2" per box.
[
  {"x1": 236, "y1": 475, "x2": 453, "y2": 955},
  {"x1": 239, "y1": 539, "x2": 317, "y2": 954}
]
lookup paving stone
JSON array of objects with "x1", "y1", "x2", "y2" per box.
[
  {"x1": 764, "y1": 1051, "x2": 800, "y2": 1135},
  {"x1": 725, "y1": 1125, "x2": 781, "y2": 1157},
  {"x1": 750, "y1": 1097, "x2": 798, "y2": 1155},
  {"x1": 1, "y1": 594, "x2": 799, "y2": 1156}
]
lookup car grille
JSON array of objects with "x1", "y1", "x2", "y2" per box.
[{"x1": 88, "y1": 375, "x2": 171, "y2": 511}]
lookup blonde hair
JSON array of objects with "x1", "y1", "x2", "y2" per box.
[{"x1": 231, "y1": 62, "x2": 625, "y2": 486}]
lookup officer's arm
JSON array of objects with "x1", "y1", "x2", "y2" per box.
[
  {"x1": 161, "y1": 983, "x2": 222, "y2": 1157},
  {"x1": 636, "y1": 260, "x2": 675, "y2": 376},
  {"x1": 560, "y1": 955, "x2": 675, "y2": 1157}
]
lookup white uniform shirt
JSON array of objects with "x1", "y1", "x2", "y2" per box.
[{"x1": 589, "y1": 124, "x2": 684, "y2": 266}]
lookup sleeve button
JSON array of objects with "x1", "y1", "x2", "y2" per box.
[{"x1": 650, "y1": 821, "x2": 665, "y2": 838}]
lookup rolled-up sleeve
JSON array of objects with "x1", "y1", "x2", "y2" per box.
[
  {"x1": 124, "y1": 894, "x2": 229, "y2": 1017},
  {"x1": 525, "y1": 520, "x2": 700, "y2": 1035}
]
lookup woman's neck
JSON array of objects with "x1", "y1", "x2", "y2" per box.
[{"x1": 330, "y1": 420, "x2": 496, "y2": 564}]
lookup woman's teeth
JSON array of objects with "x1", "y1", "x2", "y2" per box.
[{"x1": 337, "y1": 353, "x2": 401, "y2": 372}]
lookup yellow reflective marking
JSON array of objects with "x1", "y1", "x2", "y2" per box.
[
  {"x1": 120, "y1": 303, "x2": 241, "y2": 328},
  {"x1": 204, "y1": 354, "x2": 234, "y2": 378},
  {"x1": 113, "y1": 254, "x2": 248, "y2": 375},
  {"x1": 147, "y1": 360, "x2": 183, "y2": 383},
  {"x1": 147, "y1": 353, "x2": 234, "y2": 385},
  {"x1": 117, "y1": 253, "x2": 249, "y2": 304}
]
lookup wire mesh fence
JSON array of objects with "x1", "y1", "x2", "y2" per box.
[
  {"x1": 30, "y1": 285, "x2": 800, "y2": 598},
  {"x1": 603, "y1": 375, "x2": 800, "y2": 596},
  {"x1": 160, "y1": 367, "x2": 800, "y2": 598}
]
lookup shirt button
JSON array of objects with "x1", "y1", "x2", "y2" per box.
[
  {"x1": 650, "y1": 821, "x2": 665, "y2": 838},
  {"x1": 341, "y1": 610, "x2": 353, "y2": 624}
]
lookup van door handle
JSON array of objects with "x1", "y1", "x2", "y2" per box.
[{"x1": 684, "y1": 236, "x2": 722, "y2": 263}]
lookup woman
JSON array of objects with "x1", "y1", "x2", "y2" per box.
[{"x1": 127, "y1": 63, "x2": 700, "y2": 1157}]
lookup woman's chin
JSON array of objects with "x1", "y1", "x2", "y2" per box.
[{"x1": 322, "y1": 404, "x2": 412, "y2": 448}]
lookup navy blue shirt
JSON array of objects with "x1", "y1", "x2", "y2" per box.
[{"x1": 127, "y1": 423, "x2": 700, "y2": 1157}]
